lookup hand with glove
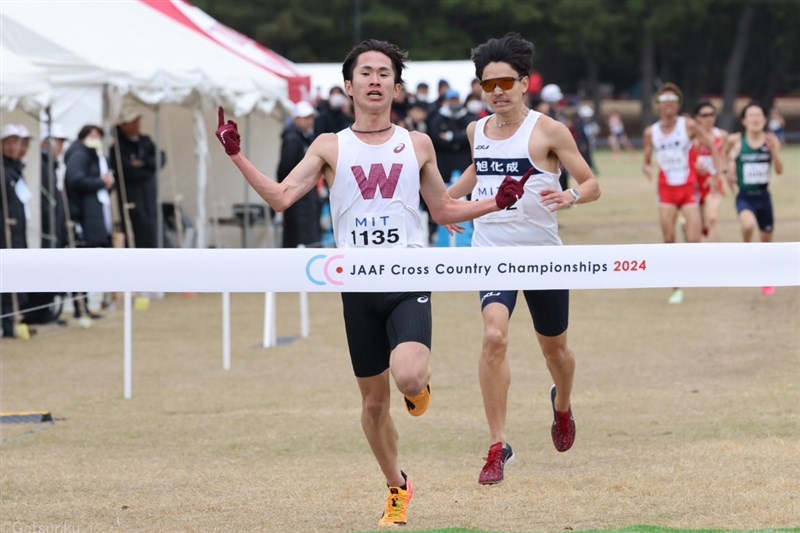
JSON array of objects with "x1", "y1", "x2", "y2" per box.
[
  {"x1": 216, "y1": 106, "x2": 241, "y2": 156},
  {"x1": 495, "y1": 167, "x2": 534, "y2": 209}
]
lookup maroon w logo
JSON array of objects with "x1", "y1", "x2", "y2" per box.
[{"x1": 351, "y1": 163, "x2": 402, "y2": 199}]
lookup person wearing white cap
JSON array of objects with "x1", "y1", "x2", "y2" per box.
[
  {"x1": 21, "y1": 125, "x2": 73, "y2": 327},
  {"x1": 40, "y1": 124, "x2": 70, "y2": 248},
  {"x1": 574, "y1": 104, "x2": 599, "y2": 172},
  {"x1": 277, "y1": 100, "x2": 321, "y2": 248},
  {"x1": 1, "y1": 124, "x2": 31, "y2": 337},
  {"x1": 540, "y1": 83, "x2": 563, "y2": 103},
  {"x1": 109, "y1": 111, "x2": 165, "y2": 248},
  {"x1": 1, "y1": 124, "x2": 31, "y2": 250}
]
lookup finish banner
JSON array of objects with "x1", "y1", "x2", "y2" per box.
[{"x1": 1, "y1": 242, "x2": 798, "y2": 293}]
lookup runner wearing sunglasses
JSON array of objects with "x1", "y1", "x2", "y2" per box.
[
  {"x1": 691, "y1": 101, "x2": 728, "y2": 242},
  {"x1": 446, "y1": 33, "x2": 601, "y2": 485}
]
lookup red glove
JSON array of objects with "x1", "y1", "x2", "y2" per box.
[
  {"x1": 495, "y1": 167, "x2": 534, "y2": 209},
  {"x1": 216, "y1": 106, "x2": 241, "y2": 156}
]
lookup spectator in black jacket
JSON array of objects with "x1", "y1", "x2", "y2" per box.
[
  {"x1": 22, "y1": 125, "x2": 72, "y2": 327},
  {"x1": 64, "y1": 125, "x2": 114, "y2": 321},
  {"x1": 65, "y1": 124, "x2": 114, "y2": 248},
  {"x1": 425, "y1": 90, "x2": 477, "y2": 242},
  {"x1": 1, "y1": 124, "x2": 31, "y2": 337},
  {"x1": 109, "y1": 112, "x2": 165, "y2": 248},
  {"x1": 429, "y1": 90, "x2": 476, "y2": 184},
  {"x1": 314, "y1": 87, "x2": 353, "y2": 137},
  {"x1": 40, "y1": 124, "x2": 70, "y2": 249},
  {"x1": 278, "y1": 101, "x2": 320, "y2": 248}
]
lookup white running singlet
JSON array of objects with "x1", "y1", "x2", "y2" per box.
[
  {"x1": 471, "y1": 110, "x2": 562, "y2": 247},
  {"x1": 331, "y1": 126, "x2": 425, "y2": 249},
  {"x1": 651, "y1": 116, "x2": 693, "y2": 186}
]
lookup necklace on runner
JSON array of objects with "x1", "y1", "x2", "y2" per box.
[
  {"x1": 496, "y1": 109, "x2": 529, "y2": 128},
  {"x1": 350, "y1": 124, "x2": 393, "y2": 134}
]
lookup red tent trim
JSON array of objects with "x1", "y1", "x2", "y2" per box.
[{"x1": 141, "y1": 0, "x2": 310, "y2": 103}]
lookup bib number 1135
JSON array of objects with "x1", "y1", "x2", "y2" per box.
[{"x1": 351, "y1": 228, "x2": 400, "y2": 246}]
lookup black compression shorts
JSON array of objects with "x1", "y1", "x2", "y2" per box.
[
  {"x1": 341, "y1": 292, "x2": 432, "y2": 378},
  {"x1": 479, "y1": 289, "x2": 569, "y2": 337}
]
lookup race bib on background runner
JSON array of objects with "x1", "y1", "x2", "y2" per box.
[{"x1": 742, "y1": 162, "x2": 769, "y2": 185}]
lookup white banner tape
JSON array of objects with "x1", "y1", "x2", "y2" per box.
[{"x1": 1, "y1": 242, "x2": 798, "y2": 293}]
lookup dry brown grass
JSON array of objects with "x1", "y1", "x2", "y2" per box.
[{"x1": 1, "y1": 149, "x2": 799, "y2": 533}]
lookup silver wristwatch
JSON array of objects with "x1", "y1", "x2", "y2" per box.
[{"x1": 567, "y1": 188, "x2": 581, "y2": 205}]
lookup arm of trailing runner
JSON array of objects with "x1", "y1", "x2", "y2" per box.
[{"x1": 1, "y1": 243, "x2": 798, "y2": 293}]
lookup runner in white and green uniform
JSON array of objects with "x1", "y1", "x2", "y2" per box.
[
  {"x1": 726, "y1": 102, "x2": 783, "y2": 239},
  {"x1": 724, "y1": 101, "x2": 784, "y2": 296}
]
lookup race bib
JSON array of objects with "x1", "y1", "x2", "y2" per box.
[
  {"x1": 697, "y1": 155, "x2": 716, "y2": 175},
  {"x1": 742, "y1": 162, "x2": 769, "y2": 185},
  {"x1": 347, "y1": 211, "x2": 406, "y2": 247},
  {"x1": 471, "y1": 182, "x2": 525, "y2": 223},
  {"x1": 656, "y1": 148, "x2": 690, "y2": 185}
]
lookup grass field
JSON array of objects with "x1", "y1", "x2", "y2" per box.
[{"x1": 1, "y1": 147, "x2": 799, "y2": 533}]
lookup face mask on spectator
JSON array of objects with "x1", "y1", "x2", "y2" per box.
[
  {"x1": 329, "y1": 93, "x2": 348, "y2": 110},
  {"x1": 467, "y1": 101, "x2": 484, "y2": 114},
  {"x1": 84, "y1": 138, "x2": 103, "y2": 152}
]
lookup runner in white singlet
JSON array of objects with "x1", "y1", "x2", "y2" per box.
[
  {"x1": 642, "y1": 82, "x2": 720, "y2": 304},
  {"x1": 446, "y1": 33, "x2": 600, "y2": 486}
]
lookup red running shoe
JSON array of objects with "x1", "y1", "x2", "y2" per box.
[
  {"x1": 478, "y1": 441, "x2": 515, "y2": 485},
  {"x1": 550, "y1": 385, "x2": 575, "y2": 452}
]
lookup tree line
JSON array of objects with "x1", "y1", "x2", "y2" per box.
[{"x1": 194, "y1": 0, "x2": 799, "y2": 130}]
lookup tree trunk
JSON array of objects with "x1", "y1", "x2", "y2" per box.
[
  {"x1": 720, "y1": 1, "x2": 757, "y2": 131},
  {"x1": 640, "y1": 22, "x2": 655, "y2": 129},
  {"x1": 586, "y1": 56, "x2": 601, "y2": 116}
]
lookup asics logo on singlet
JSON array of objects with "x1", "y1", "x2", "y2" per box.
[
  {"x1": 475, "y1": 145, "x2": 489, "y2": 150},
  {"x1": 306, "y1": 254, "x2": 345, "y2": 286},
  {"x1": 417, "y1": 295, "x2": 429, "y2": 304},
  {"x1": 393, "y1": 143, "x2": 406, "y2": 153},
  {"x1": 481, "y1": 291, "x2": 502, "y2": 302}
]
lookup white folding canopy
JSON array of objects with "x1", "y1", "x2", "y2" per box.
[
  {"x1": 0, "y1": 0, "x2": 289, "y2": 116},
  {"x1": 1, "y1": 0, "x2": 292, "y2": 247},
  {"x1": 0, "y1": 44, "x2": 52, "y2": 113}
]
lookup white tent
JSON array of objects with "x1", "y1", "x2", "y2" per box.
[
  {"x1": 1, "y1": 0, "x2": 292, "y2": 248},
  {"x1": 0, "y1": 45, "x2": 52, "y2": 113}
]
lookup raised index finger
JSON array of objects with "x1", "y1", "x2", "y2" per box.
[
  {"x1": 519, "y1": 166, "x2": 535, "y2": 186},
  {"x1": 218, "y1": 106, "x2": 225, "y2": 128}
]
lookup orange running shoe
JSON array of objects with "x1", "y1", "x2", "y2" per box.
[
  {"x1": 378, "y1": 473, "x2": 414, "y2": 526},
  {"x1": 404, "y1": 383, "x2": 431, "y2": 417}
]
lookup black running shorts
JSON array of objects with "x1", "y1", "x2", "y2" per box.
[
  {"x1": 341, "y1": 292, "x2": 432, "y2": 378},
  {"x1": 479, "y1": 289, "x2": 569, "y2": 337}
]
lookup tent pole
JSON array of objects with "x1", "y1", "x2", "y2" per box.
[
  {"x1": 155, "y1": 105, "x2": 164, "y2": 248},
  {"x1": 45, "y1": 107, "x2": 56, "y2": 248}
]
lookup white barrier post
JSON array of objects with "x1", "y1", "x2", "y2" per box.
[
  {"x1": 263, "y1": 292, "x2": 276, "y2": 348},
  {"x1": 124, "y1": 291, "x2": 132, "y2": 400},
  {"x1": 222, "y1": 292, "x2": 231, "y2": 370},
  {"x1": 297, "y1": 244, "x2": 310, "y2": 339},
  {"x1": 299, "y1": 291, "x2": 309, "y2": 339}
]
